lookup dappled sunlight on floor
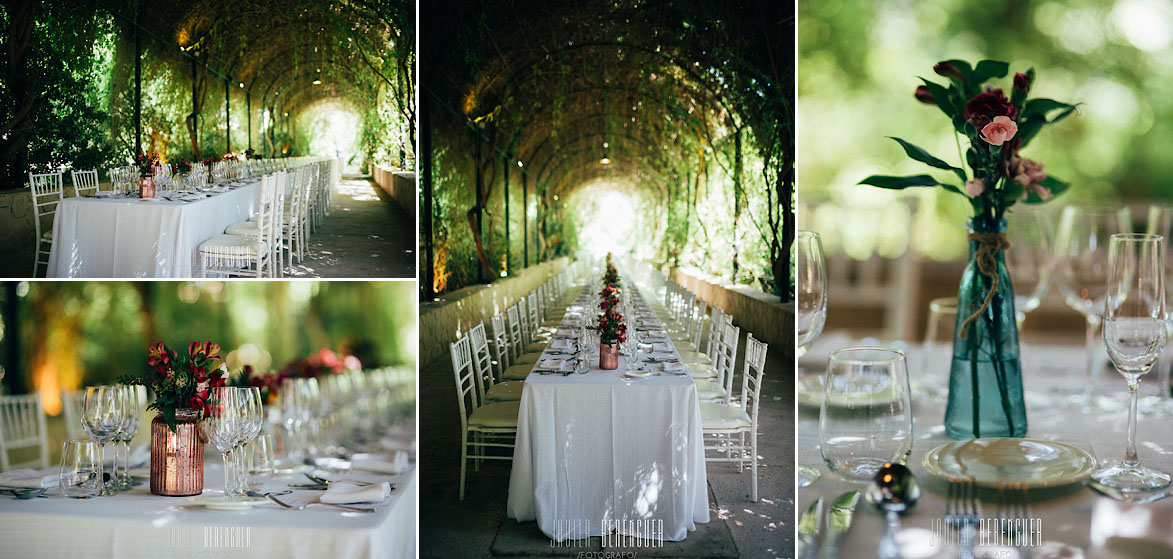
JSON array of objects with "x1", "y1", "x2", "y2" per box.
[{"x1": 336, "y1": 176, "x2": 383, "y2": 202}]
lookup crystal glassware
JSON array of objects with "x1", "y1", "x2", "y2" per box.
[
  {"x1": 60, "y1": 440, "x2": 101, "y2": 498},
  {"x1": 1093, "y1": 233, "x2": 1171, "y2": 492},
  {"x1": 1054, "y1": 206, "x2": 1131, "y2": 405},
  {"x1": 244, "y1": 433, "x2": 276, "y2": 492},
  {"x1": 1006, "y1": 207, "x2": 1054, "y2": 328},
  {"x1": 820, "y1": 347, "x2": 914, "y2": 482},
  {"x1": 207, "y1": 386, "x2": 243, "y2": 499},
  {"x1": 796, "y1": 230, "x2": 828, "y2": 487},
  {"x1": 81, "y1": 385, "x2": 124, "y2": 496}
]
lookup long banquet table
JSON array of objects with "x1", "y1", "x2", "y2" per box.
[
  {"x1": 506, "y1": 285, "x2": 710, "y2": 542},
  {"x1": 47, "y1": 179, "x2": 263, "y2": 278},
  {"x1": 0, "y1": 424, "x2": 417, "y2": 559},
  {"x1": 797, "y1": 333, "x2": 1173, "y2": 558}
]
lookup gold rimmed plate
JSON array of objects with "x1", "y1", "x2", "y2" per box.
[{"x1": 921, "y1": 437, "x2": 1097, "y2": 489}]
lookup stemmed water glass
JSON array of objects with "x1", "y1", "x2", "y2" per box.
[
  {"x1": 1053, "y1": 206, "x2": 1131, "y2": 406},
  {"x1": 207, "y1": 386, "x2": 243, "y2": 499},
  {"x1": 1093, "y1": 233, "x2": 1171, "y2": 492},
  {"x1": 1006, "y1": 207, "x2": 1054, "y2": 328},
  {"x1": 114, "y1": 385, "x2": 143, "y2": 490},
  {"x1": 81, "y1": 385, "x2": 124, "y2": 496},
  {"x1": 796, "y1": 230, "x2": 827, "y2": 487},
  {"x1": 1145, "y1": 206, "x2": 1173, "y2": 410},
  {"x1": 231, "y1": 387, "x2": 264, "y2": 495}
]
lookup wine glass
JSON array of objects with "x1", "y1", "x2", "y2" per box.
[
  {"x1": 1053, "y1": 206, "x2": 1131, "y2": 406},
  {"x1": 207, "y1": 386, "x2": 243, "y2": 499},
  {"x1": 820, "y1": 347, "x2": 914, "y2": 481},
  {"x1": 1145, "y1": 206, "x2": 1173, "y2": 409},
  {"x1": 921, "y1": 297, "x2": 957, "y2": 399},
  {"x1": 59, "y1": 440, "x2": 101, "y2": 499},
  {"x1": 796, "y1": 231, "x2": 827, "y2": 357},
  {"x1": 1093, "y1": 233, "x2": 1171, "y2": 492},
  {"x1": 244, "y1": 433, "x2": 276, "y2": 492},
  {"x1": 114, "y1": 385, "x2": 143, "y2": 490},
  {"x1": 1006, "y1": 207, "x2": 1054, "y2": 328},
  {"x1": 81, "y1": 385, "x2": 124, "y2": 496},
  {"x1": 796, "y1": 230, "x2": 827, "y2": 487},
  {"x1": 235, "y1": 386, "x2": 264, "y2": 490}
]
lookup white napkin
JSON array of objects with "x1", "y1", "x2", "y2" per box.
[
  {"x1": 555, "y1": 328, "x2": 576, "y2": 337},
  {"x1": 537, "y1": 358, "x2": 568, "y2": 370},
  {"x1": 0, "y1": 468, "x2": 60, "y2": 489},
  {"x1": 659, "y1": 361, "x2": 686, "y2": 373},
  {"x1": 644, "y1": 330, "x2": 668, "y2": 339},
  {"x1": 548, "y1": 339, "x2": 573, "y2": 351},
  {"x1": 129, "y1": 442, "x2": 150, "y2": 467},
  {"x1": 652, "y1": 343, "x2": 674, "y2": 353},
  {"x1": 352, "y1": 451, "x2": 410, "y2": 475},
  {"x1": 320, "y1": 481, "x2": 391, "y2": 505}
]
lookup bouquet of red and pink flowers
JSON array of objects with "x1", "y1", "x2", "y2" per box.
[
  {"x1": 596, "y1": 310, "x2": 627, "y2": 347},
  {"x1": 599, "y1": 284, "x2": 620, "y2": 314},
  {"x1": 119, "y1": 341, "x2": 227, "y2": 432},
  {"x1": 231, "y1": 348, "x2": 361, "y2": 404},
  {"x1": 134, "y1": 152, "x2": 161, "y2": 179}
]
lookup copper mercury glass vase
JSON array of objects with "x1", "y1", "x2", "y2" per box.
[
  {"x1": 149, "y1": 408, "x2": 205, "y2": 496},
  {"x1": 599, "y1": 343, "x2": 619, "y2": 370}
]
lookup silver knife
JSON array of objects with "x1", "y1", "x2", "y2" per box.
[
  {"x1": 796, "y1": 498, "x2": 824, "y2": 559},
  {"x1": 819, "y1": 491, "x2": 861, "y2": 559}
]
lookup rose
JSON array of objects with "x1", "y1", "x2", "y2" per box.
[
  {"x1": 964, "y1": 89, "x2": 1017, "y2": 129},
  {"x1": 965, "y1": 178, "x2": 986, "y2": 199},
  {"x1": 1007, "y1": 155, "x2": 1046, "y2": 187},
  {"x1": 980, "y1": 116, "x2": 1018, "y2": 145}
]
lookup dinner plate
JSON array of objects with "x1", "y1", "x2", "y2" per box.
[
  {"x1": 623, "y1": 370, "x2": 655, "y2": 378},
  {"x1": 187, "y1": 493, "x2": 268, "y2": 510},
  {"x1": 795, "y1": 373, "x2": 916, "y2": 409},
  {"x1": 275, "y1": 463, "x2": 313, "y2": 475},
  {"x1": 921, "y1": 438, "x2": 1097, "y2": 489}
]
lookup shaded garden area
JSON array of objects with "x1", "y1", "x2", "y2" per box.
[
  {"x1": 419, "y1": 0, "x2": 791, "y2": 302},
  {"x1": 0, "y1": 0, "x2": 414, "y2": 188}
]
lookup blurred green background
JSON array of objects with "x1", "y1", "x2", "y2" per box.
[
  {"x1": 0, "y1": 281, "x2": 417, "y2": 419},
  {"x1": 798, "y1": 0, "x2": 1173, "y2": 260}
]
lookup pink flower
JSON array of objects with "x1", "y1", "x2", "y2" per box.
[
  {"x1": 1008, "y1": 155, "x2": 1047, "y2": 187},
  {"x1": 980, "y1": 116, "x2": 1018, "y2": 145},
  {"x1": 965, "y1": 178, "x2": 986, "y2": 198}
]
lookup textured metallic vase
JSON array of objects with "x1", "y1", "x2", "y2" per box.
[
  {"x1": 150, "y1": 409, "x2": 204, "y2": 496},
  {"x1": 139, "y1": 176, "x2": 155, "y2": 198},
  {"x1": 599, "y1": 343, "x2": 619, "y2": 370}
]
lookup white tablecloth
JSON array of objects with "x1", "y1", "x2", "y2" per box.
[
  {"x1": 506, "y1": 290, "x2": 710, "y2": 542},
  {"x1": 47, "y1": 180, "x2": 262, "y2": 278},
  {"x1": 0, "y1": 436, "x2": 417, "y2": 558},
  {"x1": 797, "y1": 334, "x2": 1173, "y2": 558}
]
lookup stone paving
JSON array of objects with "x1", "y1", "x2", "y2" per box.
[{"x1": 419, "y1": 284, "x2": 794, "y2": 558}]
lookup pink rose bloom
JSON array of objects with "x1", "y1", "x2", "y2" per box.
[
  {"x1": 1025, "y1": 183, "x2": 1053, "y2": 201},
  {"x1": 965, "y1": 178, "x2": 986, "y2": 198},
  {"x1": 1008, "y1": 155, "x2": 1047, "y2": 186},
  {"x1": 980, "y1": 115, "x2": 1018, "y2": 145}
]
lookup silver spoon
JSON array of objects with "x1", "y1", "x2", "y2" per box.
[{"x1": 865, "y1": 463, "x2": 920, "y2": 559}]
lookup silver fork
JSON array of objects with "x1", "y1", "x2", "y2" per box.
[
  {"x1": 945, "y1": 476, "x2": 981, "y2": 559},
  {"x1": 998, "y1": 482, "x2": 1032, "y2": 559},
  {"x1": 264, "y1": 493, "x2": 376, "y2": 513}
]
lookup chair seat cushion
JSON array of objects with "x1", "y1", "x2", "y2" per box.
[
  {"x1": 700, "y1": 403, "x2": 751, "y2": 430},
  {"x1": 503, "y1": 364, "x2": 534, "y2": 380},
  {"x1": 696, "y1": 379, "x2": 727, "y2": 402},
  {"x1": 525, "y1": 342, "x2": 547, "y2": 353},
  {"x1": 486, "y1": 381, "x2": 524, "y2": 401},
  {"x1": 41, "y1": 231, "x2": 53, "y2": 241},
  {"x1": 468, "y1": 401, "x2": 520, "y2": 428},
  {"x1": 688, "y1": 363, "x2": 717, "y2": 378},
  {"x1": 515, "y1": 353, "x2": 541, "y2": 365},
  {"x1": 680, "y1": 350, "x2": 710, "y2": 361},
  {"x1": 199, "y1": 234, "x2": 267, "y2": 256}
]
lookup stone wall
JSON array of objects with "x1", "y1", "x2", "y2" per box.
[
  {"x1": 419, "y1": 257, "x2": 569, "y2": 366},
  {"x1": 372, "y1": 164, "x2": 415, "y2": 213},
  {"x1": 0, "y1": 189, "x2": 36, "y2": 250},
  {"x1": 672, "y1": 267, "x2": 793, "y2": 361}
]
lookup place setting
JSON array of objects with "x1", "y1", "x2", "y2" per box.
[{"x1": 797, "y1": 58, "x2": 1173, "y2": 558}]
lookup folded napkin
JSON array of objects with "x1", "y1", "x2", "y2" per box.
[
  {"x1": 659, "y1": 361, "x2": 686, "y2": 373},
  {"x1": 0, "y1": 468, "x2": 60, "y2": 489},
  {"x1": 548, "y1": 339, "x2": 574, "y2": 351},
  {"x1": 555, "y1": 328, "x2": 576, "y2": 337},
  {"x1": 352, "y1": 451, "x2": 410, "y2": 475},
  {"x1": 537, "y1": 358, "x2": 569, "y2": 370},
  {"x1": 320, "y1": 481, "x2": 392, "y2": 505},
  {"x1": 644, "y1": 331, "x2": 668, "y2": 339},
  {"x1": 652, "y1": 343, "x2": 674, "y2": 353},
  {"x1": 129, "y1": 442, "x2": 150, "y2": 467}
]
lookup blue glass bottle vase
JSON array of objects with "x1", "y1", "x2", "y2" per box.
[{"x1": 945, "y1": 218, "x2": 1028, "y2": 439}]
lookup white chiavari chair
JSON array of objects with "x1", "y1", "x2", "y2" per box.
[
  {"x1": 28, "y1": 171, "x2": 63, "y2": 277},
  {"x1": 701, "y1": 334, "x2": 768, "y2": 501},
  {"x1": 199, "y1": 172, "x2": 278, "y2": 277},
  {"x1": 450, "y1": 336, "x2": 518, "y2": 500},
  {"x1": 60, "y1": 389, "x2": 86, "y2": 441},
  {"x1": 0, "y1": 394, "x2": 50, "y2": 471},
  {"x1": 470, "y1": 322, "x2": 522, "y2": 402},
  {"x1": 70, "y1": 169, "x2": 100, "y2": 197}
]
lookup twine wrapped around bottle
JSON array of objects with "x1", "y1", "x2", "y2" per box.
[{"x1": 958, "y1": 232, "x2": 1011, "y2": 338}]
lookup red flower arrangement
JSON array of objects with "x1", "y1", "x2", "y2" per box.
[
  {"x1": 134, "y1": 152, "x2": 161, "y2": 179},
  {"x1": 176, "y1": 160, "x2": 193, "y2": 174},
  {"x1": 596, "y1": 311, "x2": 627, "y2": 346},
  {"x1": 230, "y1": 347, "x2": 361, "y2": 404},
  {"x1": 120, "y1": 341, "x2": 227, "y2": 432}
]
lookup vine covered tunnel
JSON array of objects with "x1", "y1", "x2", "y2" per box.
[
  {"x1": 0, "y1": 0, "x2": 414, "y2": 187},
  {"x1": 419, "y1": 0, "x2": 792, "y2": 300}
]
